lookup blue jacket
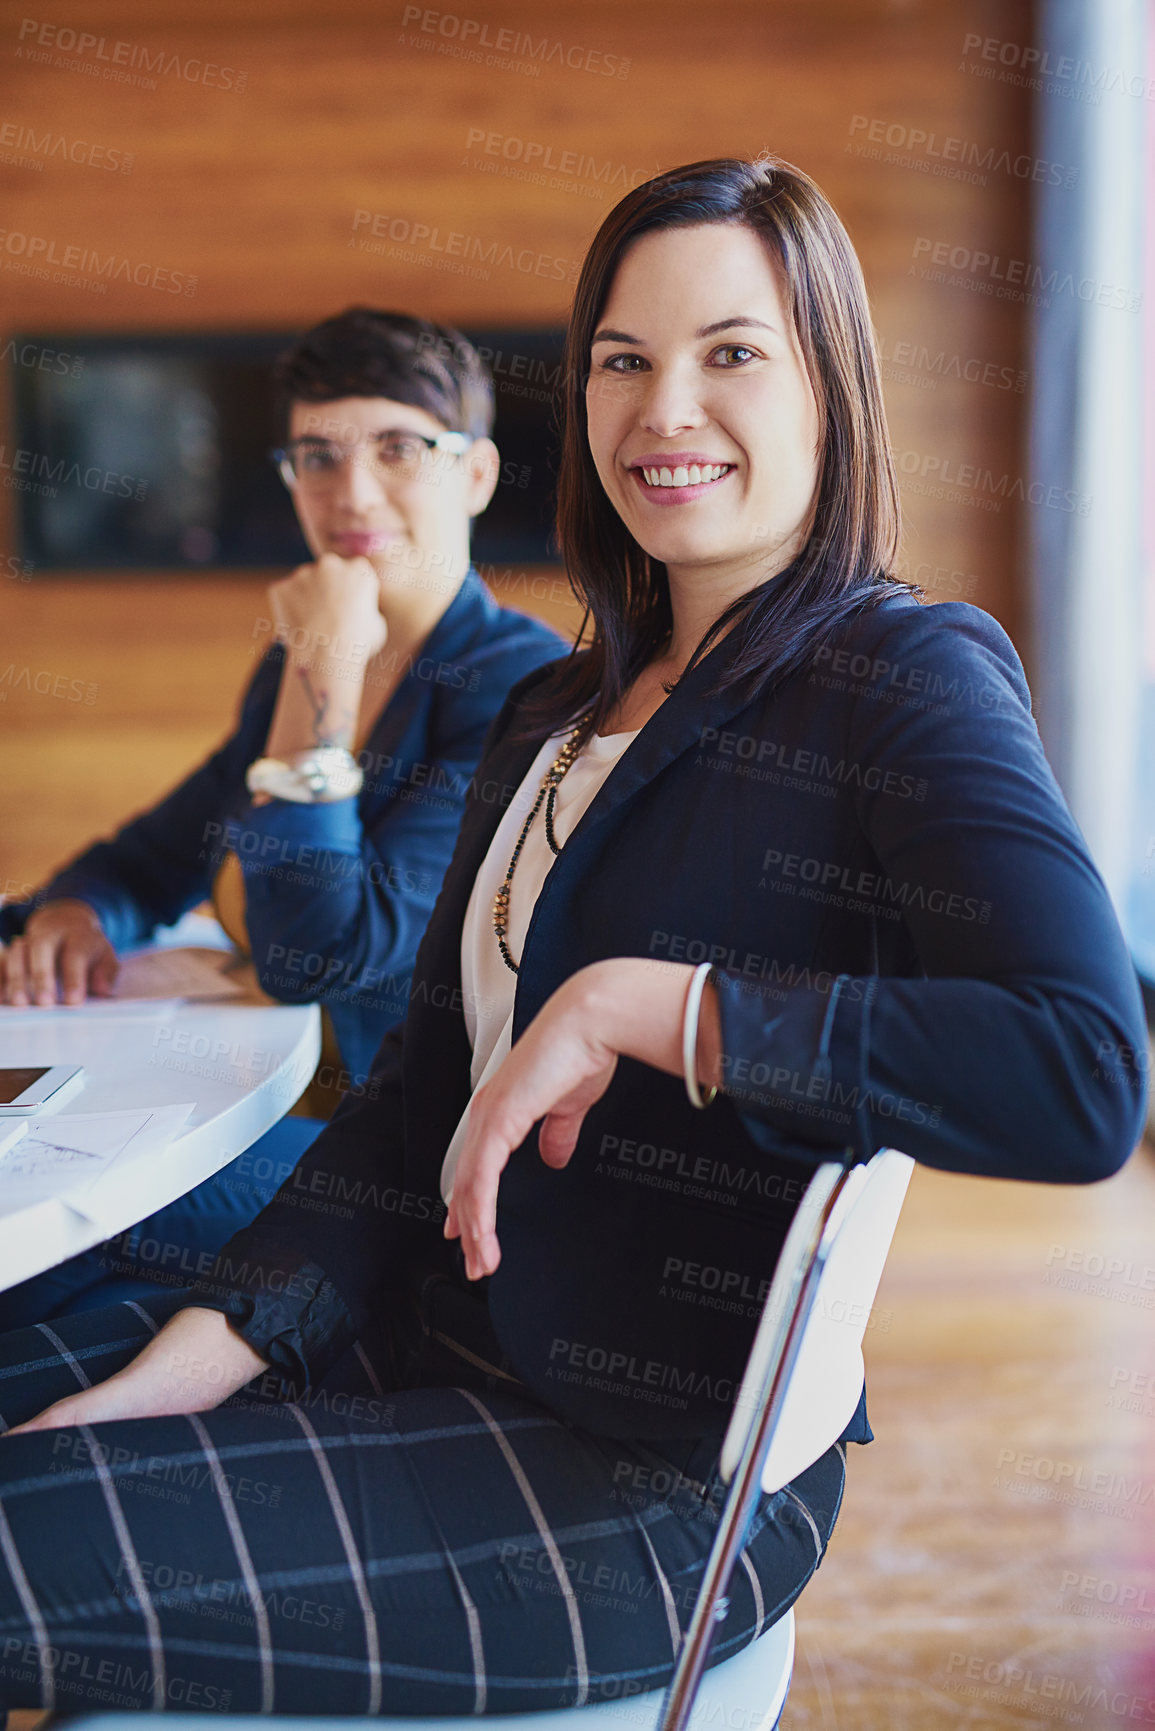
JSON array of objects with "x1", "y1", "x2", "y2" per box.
[
  {"x1": 192, "y1": 592, "x2": 1149, "y2": 1438},
  {"x1": 1, "y1": 572, "x2": 565, "y2": 1082}
]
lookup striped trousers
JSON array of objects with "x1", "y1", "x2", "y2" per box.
[{"x1": 0, "y1": 1276, "x2": 845, "y2": 1716}]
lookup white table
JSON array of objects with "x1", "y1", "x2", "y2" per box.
[{"x1": 0, "y1": 944, "x2": 320, "y2": 1290}]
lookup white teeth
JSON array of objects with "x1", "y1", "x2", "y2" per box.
[{"x1": 640, "y1": 463, "x2": 730, "y2": 488}]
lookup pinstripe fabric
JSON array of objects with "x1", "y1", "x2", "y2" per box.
[
  {"x1": 0, "y1": 1289, "x2": 845, "y2": 1716},
  {"x1": 0, "y1": 1497, "x2": 54, "y2": 1711},
  {"x1": 781, "y1": 1485, "x2": 824, "y2": 1562},
  {"x1": 77, "y1": 1422, "x2": 167, "y2": 1710},
  {"x1": 286, "y1": 1404, "x2": 383, "y2": 1715},
  {"x1": 458, "y1": 1387, "x2": 591, "y2": 1707},
  {"x1": 124, "y1": 1302, "x2": 160, "y2": 1337},
  {"x1": 185, "y1": 1413, "x2": 275, "y2": 1713},
  {"x1": 34, "y1": 1323, "x2": 91, "y2": 1389},
  {"x1": 443, "y1": 1543, "x2": 487, "y2": 1715},
  {"x1": 352, "y1": 1341, "x2": 384, "y2": 1399},
  {"x1": 739, "y1": 1550, "x2": 765, "y2": 1640},
  {"x1": 630, "y1": 1512, "x2": 680, "y2": 1657}
]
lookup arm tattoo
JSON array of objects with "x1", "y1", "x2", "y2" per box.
[{"x1": 297, "y1": 667, "x2": 356, "y2": 748}]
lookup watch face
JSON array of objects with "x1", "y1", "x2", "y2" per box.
[{"x1": 246, "y1": 756, "x2": 360, "y2": 804}]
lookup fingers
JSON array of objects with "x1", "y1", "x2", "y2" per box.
[
  {"x1": 444, "y1": 972, "x2": 628, "y2": 1278},
  {"x1": 267, "y1": 559, "x2": 386, "y2": 660},
  {"x1": 3, "y1": 928, "x2": 115, "y2": 1008},
  {"x1": 28, "y1": 924, "x2": 69, "y2": 1005},
  {"x1": 58, "y1": 935, "x2": 93, "y2": 1006},
  {"x1": 444, "y1": 1111, "x2": 509, "y2": 1281},
  {"x1": 2, "y1": 932, "x2": 60, "y2": 1006},
  {"x1": 1, "y1": 936, "x2": 29, "y2": 1005},
  {"x1": 445, "y1": 1034, "x2": 619, "y2": 1277},
  {"x1": 315, "y1": 550, "x2": 378, "y2": 577},
  {"x1": 442, "y1": 1198, "x2": 499, "y2": 1283},
  {"x1": 444, "y1": 1085, "x2": 606, "y2": 1277},
  {"x1": 89, "y1": 944, "x2": 120, "y2": 1000}
]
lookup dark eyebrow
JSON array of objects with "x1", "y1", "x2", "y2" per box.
[
  {"x1": 290, "y1": 427, "x2": 427, "y2": 443},
  {"x1": 695, "y1": 317, "x2": 778, "y2": 338},
  {"x1": 590, "y1": 317, "x2": 778, "y2": 347}
]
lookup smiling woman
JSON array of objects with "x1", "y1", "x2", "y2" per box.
[
  {"x1": 539, "y1": 159, "x2": 902, "y2": 744},
  {"x1": 0, "y1": 159, "x2": 1146, "y2": 1718},
  {"x1": 579, "y1": 224, "x2": 824, "y2": 731},
  {"x1": 590, "y1": 232, "x2": 820, "y2": 549}
]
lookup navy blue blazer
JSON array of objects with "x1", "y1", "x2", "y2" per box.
[
  {"x1": 0, "y1": 573, "x2": 564, "y2": 1082},
  {"x1": 193, "y1": 592, "x2": 1149, "y2": 1439}
]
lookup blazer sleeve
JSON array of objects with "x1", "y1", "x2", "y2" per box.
[
  {"x1": 235, "y1": 625, "x2": 565, "y2": 1022},
  {"x1": 714, "y1": 603, "x2": 1149, "y2": 1185},
  {"x1": 0, "y1": 659, "x2": 277, "y2": 950},
  {"x1": 234, "y1": 724, "x2": 462, "y2": 1016}
]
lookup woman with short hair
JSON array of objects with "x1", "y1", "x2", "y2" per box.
[{"x1": 0, "y1": 306, "x2": 564, "y2": 1327}]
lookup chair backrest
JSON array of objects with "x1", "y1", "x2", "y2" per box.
[{"x1": 720, "y1": 1148, "x2": 914, "y2": 1491}]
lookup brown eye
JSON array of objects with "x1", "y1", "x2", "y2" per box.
[
  {"x1": 711, "y1": 345, "x2": 757, "y2": 367},
  {"x1": 597, "y1": 352, "x2": 647, "y2": 373}
]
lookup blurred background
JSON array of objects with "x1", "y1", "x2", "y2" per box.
[{"x1": 1, "y1": 1, "x2": 1152, "y2": 1725}]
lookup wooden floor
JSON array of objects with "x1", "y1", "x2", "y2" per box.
[{"x1": 2, "y1": 574, "x2": 1154, "y2": 1730}]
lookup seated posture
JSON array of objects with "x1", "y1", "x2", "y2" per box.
[
  {"x1": 0, "y1": 158, "x2": 1146, "y2": 1718},
  {"x1": 0, "y1": 307, "x2": 564, "y2": 1327}
]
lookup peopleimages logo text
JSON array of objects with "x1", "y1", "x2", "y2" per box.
[
  {"x1": 912, "y1": 237, "x2": 1140, "y2": 312},
  {"x1": 0, "y1": 228, "x2": 196, "y2": 293},
  {"x1": 16, "y1": 19, "x2": 247, "y2": 91}
]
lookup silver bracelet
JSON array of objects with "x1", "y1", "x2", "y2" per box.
[
  {"x1": 245, "y1": 747, "x2": 363, "y2": 805},
  {"x1": 682, "y1": 961, "x2": 718, "y2": 1110}
]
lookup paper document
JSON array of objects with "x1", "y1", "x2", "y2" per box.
[
  {"x1": 0, "y1": 1104, "x2": 195, "y2": 1221},
  {"x1": 114, "y1": 946, "x2": 246, "y2": 1001},
  {"x1": 0, "y1": 1121, "x2": 28, "y2": 1161}
]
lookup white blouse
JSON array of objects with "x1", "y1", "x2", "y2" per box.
[{"x1": 440, "y1": 724, "x2": 640, "y2": 1200}]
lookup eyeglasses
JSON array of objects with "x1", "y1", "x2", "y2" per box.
[{"x1": 271, "y1": 429, "x2": 472, "y2": 488}]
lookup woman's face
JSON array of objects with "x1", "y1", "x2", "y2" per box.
[
  {"x1": 285, "y1": 395, "x2": 498, "y2": 592},
  {"x1": 586, "y1": 223, "x2": 821, "y2": 597}
]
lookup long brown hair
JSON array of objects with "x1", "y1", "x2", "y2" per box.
[{"x1": 525, "y1": 155, "x2": 908, "y2": 736}]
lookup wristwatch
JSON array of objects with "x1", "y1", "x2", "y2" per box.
[{"x1": 245, "y1": 747, "x2": 363, "y2": 804}]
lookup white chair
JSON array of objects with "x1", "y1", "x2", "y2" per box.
[{"x1": 57, "y1": 1147, "x2": 914, "y2": 1731}]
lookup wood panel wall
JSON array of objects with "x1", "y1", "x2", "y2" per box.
[
  {"x1": 0, "y1": 0, "x2": 1038, "y2": 888},
  {"x1": 7, "y1": 11, "x2": 1155, "y2": 1728}
]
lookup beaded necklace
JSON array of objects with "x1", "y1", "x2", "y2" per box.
[{"x1": 492, "y1": 719, "x2": 589, "y2": 974}]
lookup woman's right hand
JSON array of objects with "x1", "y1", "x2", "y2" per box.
[
  {"x1": 267, "y1": 552, "x2": 388, "y2": 669},
  {"x1": 0, "y1": 899, "x2": 119, "y2": 1006},
  {"x1": 3, "y1": 1307, "x2": 269, "y2": 1434}
]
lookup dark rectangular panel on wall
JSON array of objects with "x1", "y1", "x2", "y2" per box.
[{"x1": 8, "y1": 327, "x2": 566, "y2": 568}]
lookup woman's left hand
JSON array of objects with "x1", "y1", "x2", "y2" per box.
[{"x1": 444, "y1": 958, "x2": 721, "y2": 1279}]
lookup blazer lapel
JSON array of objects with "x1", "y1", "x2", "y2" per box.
[
  {"x1": 402, "y1": 712, "x2": 548, "y2": 1171},
  {"x1": 540, "y1": 627, "x2": 774, "y2": 854},
  {"x1": 509, "y1": 631, "x2": 785, "y2": 1033}
]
